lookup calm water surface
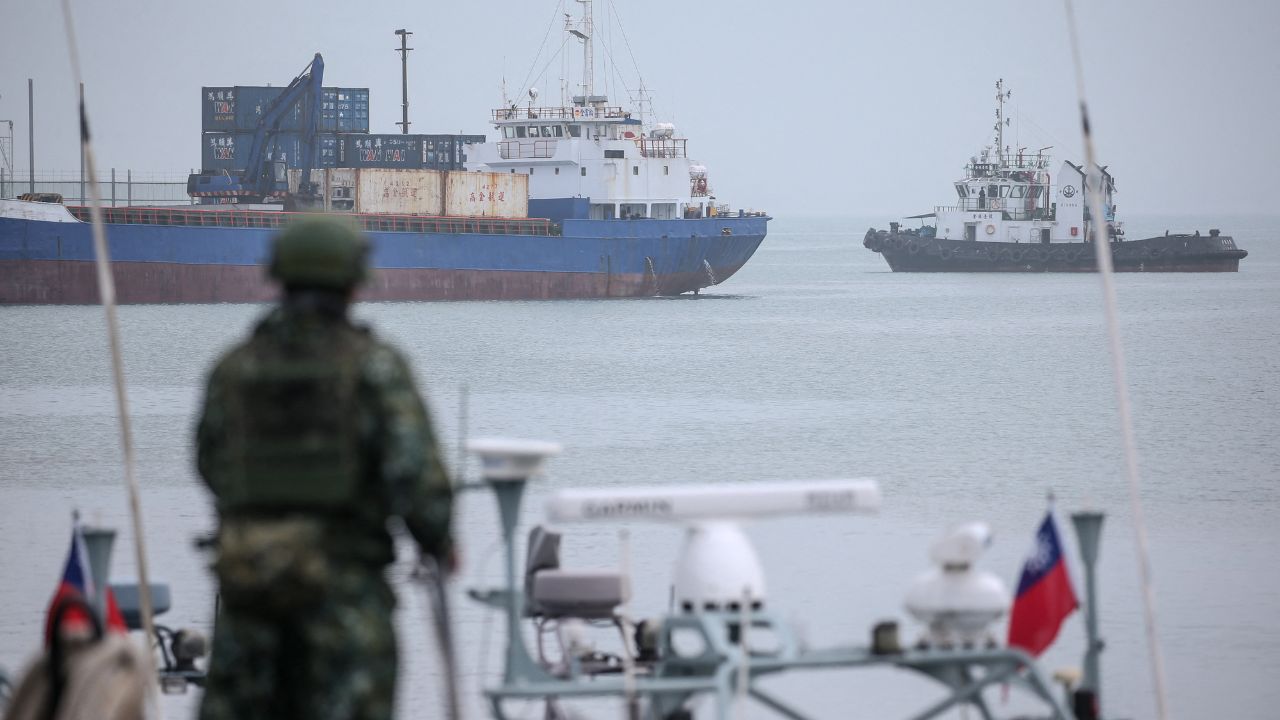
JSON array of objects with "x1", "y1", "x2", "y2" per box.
[{"x1": 1, "y1": 214, "x2": 1277, "y2": 718}]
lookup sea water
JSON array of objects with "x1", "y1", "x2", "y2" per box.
[{"x1": 1, "y1": 214, "x2": 1277, "y2": 718}]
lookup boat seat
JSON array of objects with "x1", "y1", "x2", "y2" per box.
[{"x1": 525, "y1": 525, "x2": 628, "y2": 620}]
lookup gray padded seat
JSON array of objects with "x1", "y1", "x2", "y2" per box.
[{"x1": 525, "y1": 526, "x2": 628, "y2": 620}]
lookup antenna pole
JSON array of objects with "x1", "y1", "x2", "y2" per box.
[
  {"x1": 1063, "y1": 2, "x2": 1170, "y2": 718},
  {"x1": 27, "y1": 79, "x2": 34, "y2": 194},
  {"x1": 579, "y1": 0, "x2": 594, "y2": 97},
  {"x1": 995, "y1": 78, "x2": 1005, "y2": 164},
  {"x1": 59, "y1": 0, "x2": 158, "y2": 674},
  {"x1": 395, "y1": 29, "x2": 413, "y2": 135},
  {"x1": 79, "y1": 83, "x2": 84, "y2": 204}
]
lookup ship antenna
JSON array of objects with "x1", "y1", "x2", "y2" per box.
[
  {"x1": 572, "y1": 0, "x2": 595, "y2": 98},
  {"x1": 994, "y1": 79, "x2": 1011, "y2": 165},
  {"x1": 1063, "y1": 2, "x2": 1171, "y2": 719},
  {"x1": 58, "y1": 0, "x2": 159, "y2": 670}
]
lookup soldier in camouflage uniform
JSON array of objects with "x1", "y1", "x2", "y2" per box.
[{"x1": 195, "y1": 218, "x2": 453, "y2": 720}]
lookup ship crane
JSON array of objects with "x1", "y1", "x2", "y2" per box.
[{"x1": 187, "y1": 54, "x2": 326, "y2": 207}]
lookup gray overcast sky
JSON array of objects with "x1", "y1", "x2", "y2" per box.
[{"x1": 2, "y1": 0, "x2": 1277, "y2": 217}]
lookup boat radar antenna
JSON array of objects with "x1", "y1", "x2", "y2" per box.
[
  {"x1": 547, "y1": 479, "x2": 881, "y2": 613},
  {"x1": 994, "y1": 79, "x2": 1012, "y2": 164}
]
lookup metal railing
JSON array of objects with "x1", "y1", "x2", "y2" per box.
[
  {"x1": 63, "y1": 205, "x2": 556, "y2": 236},
  {"x1": 491, "y1": 105, "x2": 629, "y2": 121},
  {"x1": 637, "y1": 138, "x2": 686, "y2": 158},
  {"x1": 0, "y1": 170, "x2": 194, "y2": 206}
]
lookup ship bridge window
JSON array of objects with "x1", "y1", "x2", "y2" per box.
[
  {"x1": 503, "y1": 126, "x2": 516, "y2": 139},
  {"x1": 516, "y1": 126, "x2": 528, "y2": 138},
  {"x1": 988, "y1": 184, "x2": 999, "y2": 199},
  {"x1": 1010, "y1": 186, "x2": 1026, "y2": 198},
  {"x1": 568, "y1": 124, "x2": 582, "y2": 138},
  {"x1": 605, "y1": 149, "x2": 625, "y2": 159},
  {"x1": 955, "y1": 184, "x2": 969, "y2": 198}
]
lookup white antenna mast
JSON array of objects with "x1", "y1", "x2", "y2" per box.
[
  {"x1": 568, "y1": 0, "x2": 594, "y2": 98},
  {"x1": 994, "y1": 78, "x2": 1011, "y2": 164}
]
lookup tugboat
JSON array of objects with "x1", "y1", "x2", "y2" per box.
[{"x1": 864, "y1": 80, "x2": 1247, "y2": 272}]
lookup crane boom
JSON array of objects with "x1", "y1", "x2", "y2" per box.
[{"x1": 188, "y1": 53, "x2": 325, "y2": 205}]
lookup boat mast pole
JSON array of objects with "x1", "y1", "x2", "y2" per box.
[
  {"x1": 1063, "y1": 2, "x2": 1170, "y2": 718},
  {"x1": 28, "y1": 79, "x2": 34, "y2": 194},
  {"x1": 579, "y1": 0, "x2": 594, "y2": 97},
  {"x1": 995, "y1": 79, "x2": 1003, "y2": 164},
  {"x1": 58, "y1": 0, "x2": 159, "y2": 667}
]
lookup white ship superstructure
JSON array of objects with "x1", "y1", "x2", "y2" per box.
[
  {"x1": 464, "y1": 0, "x2": 722, "y2": 222},
  {"x1": 932, "y1": 79, "x2": 1120, "y2": 244}
]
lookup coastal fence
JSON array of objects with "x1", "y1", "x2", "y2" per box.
[{"x1": 0, "y1": 169, "x2": 195, "y2": 206}]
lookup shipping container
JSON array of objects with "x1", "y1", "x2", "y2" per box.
[
  {"x1": 202, "y1": 131, "x2": 338, "y2": 172},
  {"x1": 336, "y1": 133, "x2": 487, "y2": 170},
  {"x1": 202, "y1": 86, "x2": 370, "y2": 133},
  {"x1": 286, "y1": 168, "x2": 525, "y2": 217},
  {"x1": 288, "y1": 168, "x2": 443, "y2": 215},
  {"x1": 445, "y1": 171, "x2": 528, "y2": 218},
  {"x1": 355, "y1": 169, "x2": 444, "y2": 215},
  {"x1": 338, "y1": 134, "x2": 424, "y2": 169}
]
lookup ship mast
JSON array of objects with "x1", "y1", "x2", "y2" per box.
[
  {"x1": 567, "y1": 0, "x2": 595, "y2": 99},
  {"x1": 994, "y1": 78, "x2": 1011, "y2": 165}
]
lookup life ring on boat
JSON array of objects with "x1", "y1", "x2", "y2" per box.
[
  {"x1": 985, "y1": 224, "x2": 996, "y2": 235},
  {"x1": 938, "y1": 247, "x2": 955, "y2": 260},
  {"x1": 989, "y1": 198, "x2": 1002, "y2": 210}
]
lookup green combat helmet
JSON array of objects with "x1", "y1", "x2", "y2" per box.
[{"x1": 268, "y1": 217, "x2": 369, "y2": 289}]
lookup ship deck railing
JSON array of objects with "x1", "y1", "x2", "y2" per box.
[
  {"x1": 636, "y1": 138, "x2": 687, "y2": 158},
  {"x1": 937, "y1": 203, "x2": 1054, "y2": 222},
  {"x1": 492, "y1": 106, "x2": 629, "y2": 122},
  {"x1": 67, "y1": 206, "x2": 556, "y2": 237}
]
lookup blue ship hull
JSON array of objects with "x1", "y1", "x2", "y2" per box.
[{"x1": 0, "y1": 203, "x2": 767, "y2": 304}]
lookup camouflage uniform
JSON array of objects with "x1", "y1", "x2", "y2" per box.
[{"x1": 195, "y1": 219, "x2": 452, "y2": 720}]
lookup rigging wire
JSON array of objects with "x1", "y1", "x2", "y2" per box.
[
  {"x1": 1062, "y1": 2, "x2": 1170, "y2": 718},
  {"x1": 606, "y1": 0, "x2": 647, "y2": 96},
  {"x1": 518, "y1": 0, "x2": 567, "y2": 102},
  {"x1": 58, "y1": 0, "x2": 159, "y2": 672}
]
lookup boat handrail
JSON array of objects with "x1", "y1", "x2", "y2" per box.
[
  {"x1": 492, "y1": 105, "x2": 629, "y2": 122},
  {"x1": 66, "y1": 205, "x2": 556, "y2": 236}
]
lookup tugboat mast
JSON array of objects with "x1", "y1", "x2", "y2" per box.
[{"x1": 995, "y1": 78, "x2": 1011, "y2": 164}]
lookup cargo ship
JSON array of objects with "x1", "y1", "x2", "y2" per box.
[
  {"x1": 863, "y1": 80, "x2": 1246, "y2": 272},
  {"x1": 0, "y1": 4, "x2": 767, "y2": 304}
]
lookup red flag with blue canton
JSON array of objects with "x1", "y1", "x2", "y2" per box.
[
  {"x1": 44, "y1": 519, "x2": 129, "y2": 644},
  {"x1": 1007, "y1": 510, "x2": 1078, "y2": 656}
]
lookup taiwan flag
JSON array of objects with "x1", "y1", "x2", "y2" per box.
[
  {"x1": 44, "y1": 518, "x2": 128, "y2": 644},
  {"x1": 1007, "y1": 510, "x2": 1078, "y2": 656}
]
